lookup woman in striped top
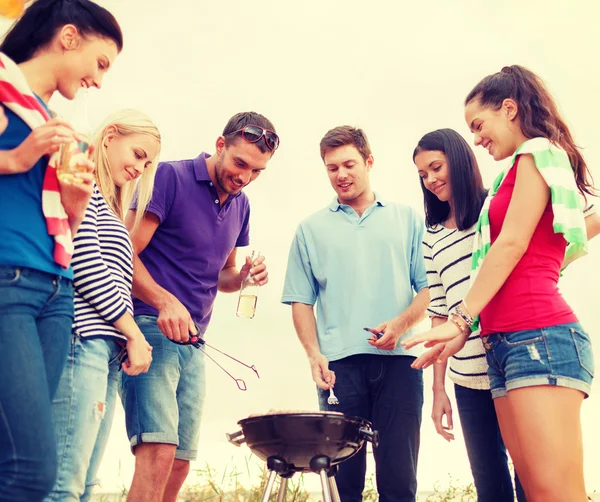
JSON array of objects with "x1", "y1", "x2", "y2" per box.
[{"x1": 47, "y1": 110, "x2": 161, "y2": 502}]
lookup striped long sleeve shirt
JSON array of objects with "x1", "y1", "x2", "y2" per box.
[
  {"x1": 423, "y1": 223, "x2": 489, "y2": 390},
  {"x1": 71, "y1": 185, "x2": 133, "y2": 341}
]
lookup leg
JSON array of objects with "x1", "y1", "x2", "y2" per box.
[
  {"x1": 45, "y1": 337, "x2": 118, "y2": 502},
  {"x1": 119, "y1": 316, "x2": 186, "y2": 501},
  {"x1": 164, "y1": 346, "x2": 207, "y2": 501},
  {"x1": 454, "y1": 384, "x2": 517, "y2": 502},
  {"x1": 370, "y1": 356, "x2": 423, "y2": 502},
  {"x1": 81, "y1": 348, "x2": 121, "y2": 502},
  {"x1": 503, "y1": 387, "x2": 587, "y2": 502},
  {"x1": 317, "y1": 355, "x2": 369, "y2": 502},
  {"x1": 0, "y1": 267, "x2": 72, "y2": 501},
  {"x1": 127, "y1": 444, "x2": 177, "y2": 502}
]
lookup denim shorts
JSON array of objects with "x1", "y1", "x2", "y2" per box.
[
  {"x1": 118, "y1": 316, "x2": 206, "y2": 461},
  {"x1": 483, "y1": 322, "x2": 594, "y2": 399}
]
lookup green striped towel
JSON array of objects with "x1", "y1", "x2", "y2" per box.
[{"x1": 470, "y1": 137, "x2": 588, "y2": 329}]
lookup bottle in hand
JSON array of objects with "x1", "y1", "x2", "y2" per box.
[
  {"x1": 236, "y1": 251, "x2": 260, "y2": 319},
  {"x1": 57, "y1": 89, "x2": 92, "y2": 184}
]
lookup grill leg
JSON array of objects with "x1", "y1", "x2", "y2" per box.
[
  {"x1": 261, "y1": 469, "x2": 278, "y2": 502},
  {"x1": 319, "y1": 469, "x2": 333, "y2": 502},
  {"x1": 328, "y1": 475, "x2": 341, "y2": 502},
  {"x1": 276, "y1": 475, "x2": 288, "y2": 502}
]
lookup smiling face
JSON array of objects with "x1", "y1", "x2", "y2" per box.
[
  {"x1": 55, "y1": 25, "x2": 119, "y2": 99},
  {"x1": 212, "y1": 136, "x2": 271, "y2": 198},
  {"x1": 414, "y1": 149, "x2": 451, "y2": 202},
  {"x1": 464, "y1": 97, "x2": 526, "y2": 161},
  {"x1": 103, "y1": 131, "x2": 161, "y2": 188},
  {"x1": 324, "y1": 144, "x2": 373, "y2": 205}
]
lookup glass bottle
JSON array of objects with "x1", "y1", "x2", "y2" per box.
[{"x1": 236, "y1": 251, "x2": 259, "y2": 319}]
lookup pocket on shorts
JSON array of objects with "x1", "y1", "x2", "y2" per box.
[
  {"x1": 502, "y1": 330, "x2": 544, "y2": 348},
  {"x1": 570, "y1": 328, "x2": 595, "y2": 378}
]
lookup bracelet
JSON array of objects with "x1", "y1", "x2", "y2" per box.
[
  {"x1": 455, "y1": 301, "x2": 474, "y2": 327},
  {"x1": 449, "y1": 313, "x2": 470, "y2": 336}
]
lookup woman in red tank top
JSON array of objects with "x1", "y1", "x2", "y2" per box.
[{"x1": 404, "y1": 66, "x2": 596, "y2": 502}]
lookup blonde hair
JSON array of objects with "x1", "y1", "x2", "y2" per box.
[{"x1": 92, "y1": 109, "x2": 161, "y2": 233}]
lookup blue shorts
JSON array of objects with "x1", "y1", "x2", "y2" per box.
[
  {"x1": 482, "y1": 322, "x2": 594, "y2": 399},
  {"x1": 118, "y1": 316, "x2": 206, "y2": 461}
]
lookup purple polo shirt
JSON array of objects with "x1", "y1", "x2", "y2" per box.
[{"x1": 132, "y1": 153, "x2": 250, "y2": 332}]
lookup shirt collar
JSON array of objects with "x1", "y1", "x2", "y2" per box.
[{"x1": 328, "y1": 193, "x2": 387, "y2": 212}]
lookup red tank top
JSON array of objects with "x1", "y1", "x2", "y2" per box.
[{"x1": 479, "y1": 157, "x2": 577, "y2": 335}]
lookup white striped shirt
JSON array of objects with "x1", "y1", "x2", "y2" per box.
[
  {"x1": 71, "y1": 185, "x2": 133, "y2": 341},
  {"x1": 423, "y1": 224, "x2": 489, "y2": 390}
]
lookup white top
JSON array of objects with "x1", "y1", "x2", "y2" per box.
[
  {"x1": 71, "y1": 185, "x2": 133, "y2": 341},
  {"x1": 423, "y1": 223, "x2": 489, "y2": 390}
]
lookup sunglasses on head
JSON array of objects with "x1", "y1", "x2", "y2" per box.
[{"x1": 231, "y1": 125, "x2": 280, "y2": 152}]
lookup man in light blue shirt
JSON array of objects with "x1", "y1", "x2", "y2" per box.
[{"x1": 281, "y1": 126, "x2": 429, "y2": 502}]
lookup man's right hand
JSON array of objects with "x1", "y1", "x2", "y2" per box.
[
  {"x1": 309, "y1": 353, "x2": 336, "y2": 390},
  {"x1": 157, "y1": 293, "x2": 196, "y2": 343}
]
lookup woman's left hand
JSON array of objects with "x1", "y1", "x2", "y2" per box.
[{"x1": 401, "y1": 320, "x2": 464, "y2": 350}]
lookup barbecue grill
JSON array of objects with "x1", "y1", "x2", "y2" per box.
[{"x1": 226, "y1": 411, "x2": 379, "y2": 502}]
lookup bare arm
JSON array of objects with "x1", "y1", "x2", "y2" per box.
[
  {"x1": 126, "y1": 209, "x2": 195, "y2": 342},
  {"x1": 585, "y1": 211, "x2": 600, "y2": 240},
  {"x1": 291, "y1": 302, "x2": 334, "y2": 390}
]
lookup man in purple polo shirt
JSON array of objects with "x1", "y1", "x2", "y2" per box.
[{"x1": 119, "y1": 112, "x2": 279, "y2": 502}]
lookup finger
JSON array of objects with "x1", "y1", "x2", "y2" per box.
[
  {"x1": 256, "y1": 275, "x2": 269, "y2": 287},
  {"x1": 251, "y1": 270, "x2": 268, "y2": 283},
  {"x1": 401, "y1": 333, "x2": 429, "y2": 349},
  {"x1": 446, "y1": 409, "x2": 454, "y2": 431},
  {"x1": 188, "y1": 320, "x2": 198, "y2": 336},
  {"x1": 72, "y1": 172, "x2": 95, "y2": 183},
  {"x1": 169, "y1": 319, "x2": 181, "y2": 342},
  {"x1": 330, "y1": 370, "x2": 336, "y2": 387},
  {"x1": 179, "y1": 317, "x2": 189, "y2": 343},
  {"x1": 158, "y1": 320, "x2": 174, "y2": 340}
]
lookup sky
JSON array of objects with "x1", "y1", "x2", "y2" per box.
[{"x1": 2, "y1": 0, "x2": 600, "y2": 495}]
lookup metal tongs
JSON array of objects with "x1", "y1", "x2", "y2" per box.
[{"x1": 176, "y1": 325, "x2": 260, "y2": 391}]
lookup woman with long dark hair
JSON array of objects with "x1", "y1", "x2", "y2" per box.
[
  {"x1": 404, "y1": 66, "x2": 596, "y2": 502},
  {"x1": 414, "y1": 128, "x2": 525, "y2": 501},
  {"x1": 0, "y1": 1, "x2": 123, "y2": 500}
]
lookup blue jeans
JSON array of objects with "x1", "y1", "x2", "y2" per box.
[
  {"x1": 119, "y1": 316, "x2": 206, "y2": 460},
  {"x1": 454, "y1": 384, "x2": 526, "y2": 502},
  {"x1": 318, "y1": 354, "x2": 423, "y2": 502},
  {"x1": 45, "y1": 335, "x2": 123, "y2": 502},
  {"x1": 0, "y1": 266, "x2": 74, "y2": 501}
]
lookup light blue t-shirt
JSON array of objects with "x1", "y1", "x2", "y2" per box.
[{"x1": 281, "y1": 196, "x2": 428, "y2": 361}]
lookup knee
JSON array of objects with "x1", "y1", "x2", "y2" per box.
[
  {"x1": 171, "y1": 459, "x2": 190, "y2": 483},
  {"x1": 134, "y1": 443, "x2": 176, "y2": 475}
]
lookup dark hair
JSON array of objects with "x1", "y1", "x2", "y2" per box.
[
  {"x1": 0, "y1": 0, "x2": 123, "y2": 64},
  {"x1": 413, "y1": 128, "x2": 488, "y2": 230},
  {"x1": 319, "y1": 126, "x2": 372, "y2": 162},
  {"x1": 223, "y1": 111, "x2": 277, "y2": 154},
  {"x1": 465, "y1": 65, "x2": 595, "y2": 197}
]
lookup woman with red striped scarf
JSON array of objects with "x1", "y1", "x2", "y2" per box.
[{"x1": 0, "y1": 1, "x2": 123, "y2": 500}]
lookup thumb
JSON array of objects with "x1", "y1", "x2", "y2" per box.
[
  {"x1": 446, "y1": 408, "x2": 454, "y2": 430},
  {"x1": 188, "y1": 320, "x2": 198, "y2": 336},
  {"x1": 437, "y1": 344, "x2": 455, "y2": 365}
]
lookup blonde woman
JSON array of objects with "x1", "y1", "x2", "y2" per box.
[{"x1": 46, "y1": 110, "x2": 161, "y2": 502}]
